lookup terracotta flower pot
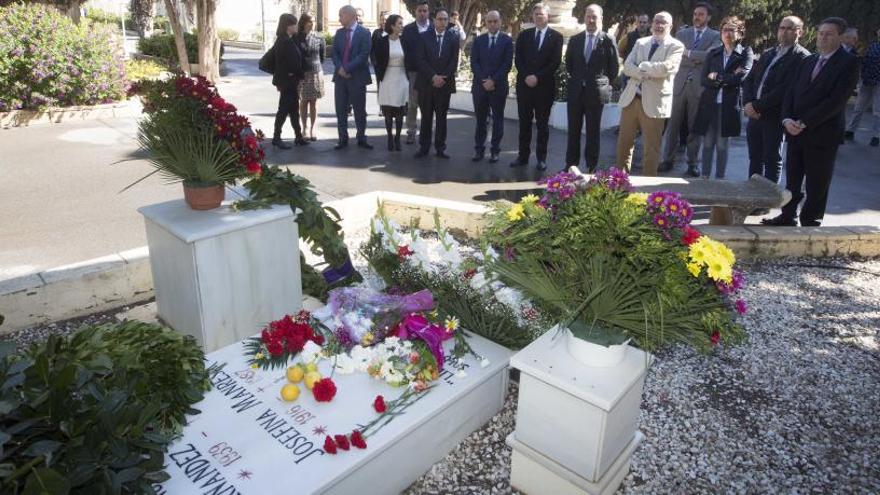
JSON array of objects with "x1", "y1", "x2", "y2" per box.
[{"x1": 183, "y1": 183, "x2": 225, "y2": 210}]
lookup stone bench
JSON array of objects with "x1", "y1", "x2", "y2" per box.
[{"x1": 569, "y1": 169, "x2": 791, "y2": 226}]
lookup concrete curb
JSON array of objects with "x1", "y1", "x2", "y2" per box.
[
  {"x1": 0, "y1": 100, "x2": 142, "y2": 129},
  {"x1": 1, "y1": 192, "x2": 877, "y2": 334}
]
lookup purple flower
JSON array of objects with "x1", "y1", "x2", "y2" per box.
[
  {"x1": 588, "y1": 168, "x2": 633, "y2": 192},
  {"x1": 734, "y1": 299, "x2": 747, "y2": 314}
]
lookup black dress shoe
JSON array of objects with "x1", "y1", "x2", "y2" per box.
[
  {"x1": 536, "y1": 161, "x2": 547, "y2": 171},
  {"x1": 684, "y1": 166, "x2": 700, "y2": 177},
  {"x1": 658, "y1": 160, "x2": 674, "y2": 172},
  {"x1": 334, "y1": 141, "x2": 348, "y2": 150},
  {"x1": 844, "y1": 131, "x2": 854, "y2": 141},
  {"x1": 357, "y1": 141, "x2": 374, "y2": 150},
  {"x1": 761, "y1": 215, "x2": 797, "y2": 226},
  {"x1": 414, "y1": 149, "x2": 429, "y2": 158},
  {"x1": 271, "y1": 139, "x2": 292, "y2": 150},
  {"x1": 509, "y1": 159, "x2": 527, "y2": 168},
  {"x1": 489, "y1": 153, "x2": 499, "y2": 163},
  {"x1": 294, "y1": 138, "x2": 310, "y2": 146},
  {"x1": 436, "y1": 151, "x2": 450, "y2": 159},
  {"x1": 800, "y1": 220, "x2": 821, "y2": 227},
  {"x1": 471, "y1": 153, "x2": 484, "y2": 162}
]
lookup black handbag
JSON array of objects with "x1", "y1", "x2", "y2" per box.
[{"x1": 258, "y1": 46, "x2": 275, "y2": 74}]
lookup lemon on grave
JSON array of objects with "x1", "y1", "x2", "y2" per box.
[
  {"x1": 286, "y1": 365, "x2": 305, "y2": 383},
  {"x1": 280, "y1": 383, "x2": 300, "y2": 401},
  {"x1": 304, "y1": 371, "x2": 322, "y2": 390},
  {"x1": 306, "y1": 362, "x2": 318, "y2": 373}
]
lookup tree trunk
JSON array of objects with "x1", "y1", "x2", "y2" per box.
[
  {"x1": 163, "y1": 0, "x2": 190, "y2": 74},
  {"x1": 196, "y1": 0, "x2": 221, "y2": 82}
]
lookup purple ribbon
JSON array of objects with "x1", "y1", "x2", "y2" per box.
[{"x1": 322, "y1": 258, "x2": 355, "y2": 285}]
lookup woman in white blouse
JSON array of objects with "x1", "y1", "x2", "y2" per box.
[{"x1": 372, "y1": 14, "x2": 408, "y2": 151}]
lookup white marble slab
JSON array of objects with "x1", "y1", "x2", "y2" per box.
[
  {"x1": 155, "y1": 332, "x2": 512, "y2": 495},
  {"x1": 510, "y1": 331, "x2": 651, "y2": 481},
  {"x1": 140, "y1": 195, "x2": 302, "y2": 352}
]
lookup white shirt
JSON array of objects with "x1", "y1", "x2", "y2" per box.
[
  {"x1": 535, "y1": 27, "x2": 546, "y2": 50},
  {"x1": 417, "y1": 20, "x2": 430, "y2": 33}
]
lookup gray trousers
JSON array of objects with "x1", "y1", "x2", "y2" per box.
[
  {"x1": 663, "y1": 78, "x2": 703, "y2": 165},
  {"x1": 701, "y1": 108, "x2": 730, "y2": 179},
  {"x1": 406, "y1": 70, "x2": 419, "y2": 136},
  {"x1": 847, "y1": 82, "x2": 879, "y2": 136}
]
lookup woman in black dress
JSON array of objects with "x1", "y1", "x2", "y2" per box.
[{"x1": 272, "y1": 13, "x2": 309, "y2": 148}]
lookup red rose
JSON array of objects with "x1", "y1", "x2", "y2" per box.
[
  {"x1": 710, "y1": 331, "x2": 720, "y2": 346},
  {"x1": 313, "y1": 378, "x2": 337, "y2": 402},
  {"x1": 373, "y1": 395, "x2": 386, "y2": 413},
  {"x1": 266, "y1": 340, "x2": 283, "y2": 357},
  {"x1": 246, "y1": 162, "x2": 262, "y2": 174},
  {"x1": 323, "y1": 435, "x2": 337, "y2": 454},
  {"x1": 334, "y1": 434, "x2": 350, "y2": 451},
  {"x1": 682, "y1": 226, "x2": 701, "y2": 246},
  {"x1": 350, "y1": 430, "x2": 367, "y2": 449}
]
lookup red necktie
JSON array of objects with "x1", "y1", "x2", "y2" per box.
[{"x1": 342, "y1": 28, "x2": 352, "y2": 66}]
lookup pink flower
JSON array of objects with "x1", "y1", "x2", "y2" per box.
[
  {"x1": 734, "y1": 299, "x2": 747, "y2": 314},
  {"x1": 710, "y1": 331, "x2": 721, "y2": 346}
]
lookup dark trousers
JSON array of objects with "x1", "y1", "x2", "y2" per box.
[
  {"x1": 746, "y1": 118, "x2": 785, "y2": 184},
  {"x1": 516, "y1": 85, "x2": 553, "y2": 162},
  {"x1": 273, "y1": 86, "x2": 303, "y2": 140},
  {"x1": 566, "y1": 97, "x2": 603, "y2": 171},
  {"x1": 473, "y1": 87, "x2": 507, "y2": 155},
  {"x1": 334, "y1": 78, "x2": 367, "y2": 143},
  {"x1": 781, "y1": 139, "x2": 839, "y2": 225},
  {"x1": 418, "y1": 88, "x2": 451, "y2": 152}
]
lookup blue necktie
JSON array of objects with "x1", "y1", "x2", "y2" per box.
[
  {"x1": 693, "y1": 30, "x2": 703, "y2": 49},
  {"x1": 584, "y1": 34, "x2": 594, "y2": 63},
  {"x1": 437, "y1": 34, "x2": 443, "y2": 57},
  {"x1": 648, "y1": 40, "x2": 659, "y2": 59},
  {"x1": 489, "y1": 35, "x2": 495, "y2": 50}
]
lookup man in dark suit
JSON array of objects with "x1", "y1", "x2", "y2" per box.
[
  {"x1": 414, "y1": 7, "x2": 460, "y2": 159},
  {"x1": 332, "y1": 5, "x2": 373, "y2": 149},
  {"x1": 623, "y1": 14, "x2": 650, "y2": 61},
  {"x1": 565, "y1": 4, "x2": 619, "y2": 172},
  {"x1": 763, "y1": 17, "x2": 860, "y2": 227},
  {"x1": 742, "y1": 16, "x2": 810, "y2": 188},
  {"x1": 511, "y1": 3, "x2": 563, "y2": 170},
  {"x1": 401, "y1": 1, "x2": 432, "y2": 144},
  {"x1": 470, "y1": 10, "x2": 513, "y2": 163}
]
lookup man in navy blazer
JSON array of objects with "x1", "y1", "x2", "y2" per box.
[
  {"x1": 763, "y1": 17, "x2": 859, "y2": 227},
  {"x1": 470, "y1": 11, "x2": 513, "y2": 163},
  {"x1": 414, "y1": 7, "x2": 460, "y2": 159},
  {"x1": 332, "y1": 5, "x2": 372, "y2": 149},
  {"x1": 401, "y1": 1, "x2": 432, "y2": 144}
]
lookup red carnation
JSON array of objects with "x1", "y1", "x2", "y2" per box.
[
  {"x1": 682, "y1": 226, "x2": 701, "y2": 246},
  {"x1": 397, "y1": 245, "x2": 414, "y2": 262},
  {"x1": 312, "y1": 334, "x2": 325, "y2": 346},
  {"x1": 710, "y1": 330, "x2": 720, "y2": 346},
  {"x1": 334, "y1": 434, "x2": 350, "y2": 451},
  {"x1": 246, "y1": 162, "x2": 262, "y2": 174},
  {"x1": 266, "y1": 339, "x2": 284, "y2": 357},
  {"x1": 313, "y1": 378, "x2": 337, "y2": 402},
  {"x1": 323, "y1": 435, "x2": 337, "y2": 454},
  {"x1": 350, "y1": 430, "x2": 367, "y2": 449},
  {"x1": 373, "y1": 395, "x2": 386, "y2": 413}
]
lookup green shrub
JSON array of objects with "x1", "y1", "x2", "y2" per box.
[
  {"x1": 218, "y1": 28, "x2": 239, "y2": 41},
  {"x1": 84, "y1": 7, "x2": 130, "y2": 27},
  {"x1": 0, "y1": 3, "x2": 126, "y2": 111},
  {"x1": 137, "y1": 32, "x2": 198, "y2": 64},
  {"x1": 0, "y1": 320, "x2": 212, "y2": 493}
]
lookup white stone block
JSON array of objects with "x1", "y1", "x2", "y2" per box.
[
  {"x1": 510, "y1": 330, "x2": 651, "y2": 481},
  {"x1": 156, "y1": 332, "x2": 512, "y2": 494},
  {"x1": 139, "y1": 196, "x2": 302, "y2": 352},
  {"x1": 508, "y1": 431, "x2": 644, "y2": 495}
]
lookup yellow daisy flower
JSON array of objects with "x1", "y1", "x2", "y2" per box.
[
  {"x1": 520, "y1": 194, "x2": 540, "y2": 205},
  {"x1": 625, "y1": 193, "x2": 649, "y2": 206},
  {"x1": 687, "y1": 261, "x2": 702, "y2": 277},
  {"x1": 506, "y1": 203, "x2": 526, "y2": 222}
]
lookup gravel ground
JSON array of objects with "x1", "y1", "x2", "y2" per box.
[{"x1": 4, "y1": 257, "x2": 879, "y2": 494}]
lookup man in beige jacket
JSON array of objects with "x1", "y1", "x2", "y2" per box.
[{"x1": 616, "y1": 11, "x2": 684, "y2": 176}]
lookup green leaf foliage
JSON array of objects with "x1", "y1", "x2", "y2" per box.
[{"x1": 0, "y1": 320, "x2": 211, "y2": 494}]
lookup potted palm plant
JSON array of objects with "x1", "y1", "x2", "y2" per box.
[{"x1": 129, "y1": 75, "x2": 262, "y2": 209}]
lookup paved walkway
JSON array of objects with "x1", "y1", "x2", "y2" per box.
[{"x1": 1, "y1": 46, "x2": 878, "y2": 279}]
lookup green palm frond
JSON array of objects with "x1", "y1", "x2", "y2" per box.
[{"x1": 136, "y1": 122, "x2": 242, "y2": 186}]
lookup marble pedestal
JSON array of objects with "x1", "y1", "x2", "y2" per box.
[
  {"x1": 155, "y1": 332, "x2": 512, "y2": 494},
  {"x1": 139, "y1": 195, "x2": 302, "y2": 352},
  {"x1": 509, "y1": 330, "x2": 651, "y2": 490}
]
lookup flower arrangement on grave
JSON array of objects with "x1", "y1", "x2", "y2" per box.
[
  {"x1": 129, "y1": 73, "x2": 360, "y2": 297},
  {"x1": 484, "y1": 168, "x2": 747, "y2": 351},
  {"x1": 360, "y1": 205, "x2": 550, "y2": 350}
]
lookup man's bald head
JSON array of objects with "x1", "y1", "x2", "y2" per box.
[{"x1": 485, "y1": 10, "x2": 501, "y2": 34}]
